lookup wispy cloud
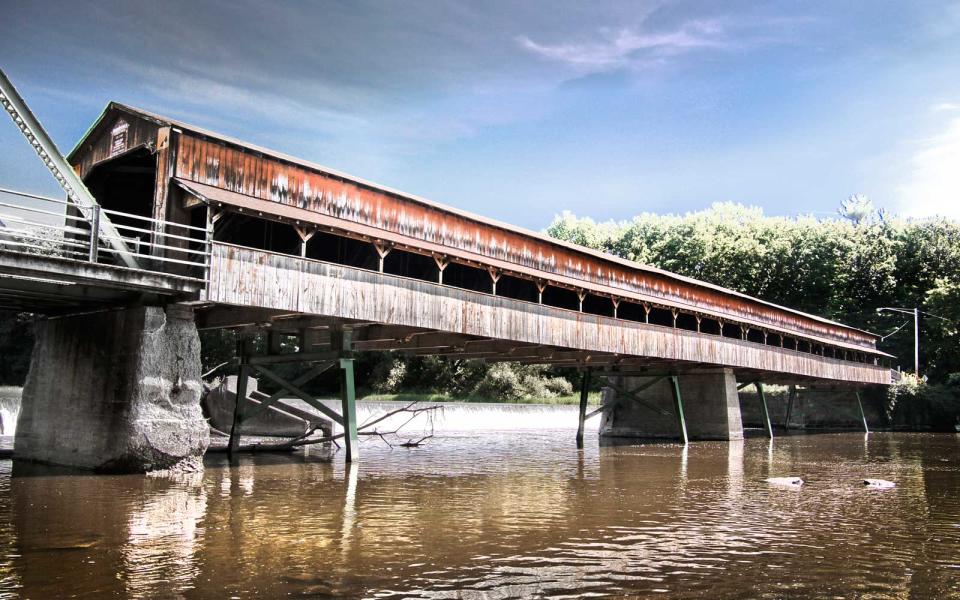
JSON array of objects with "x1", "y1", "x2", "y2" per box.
[
  {"x1": 895, "y1": 116, "x2": 960, "y2": 219},
  {"x1": 517, "y1": 20, "x2": 730, "y2": 71}
]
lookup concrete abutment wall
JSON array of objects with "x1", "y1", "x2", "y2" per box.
[
  {"x1": 739, "y1": 384, "x2": 885, "y2": 430},
  {"x1": 14, "y1": 304, "x2": 208, "y2": 472},
  {"x1": 599, "y1": 369, "x2": 744, "y2": 441}
]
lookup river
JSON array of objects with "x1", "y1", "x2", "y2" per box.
[{"x1": 0, "y1": 401, "x2": 957, "y2": 598}]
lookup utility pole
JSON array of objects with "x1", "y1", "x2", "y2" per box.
[
  {"x1": 877, "y1": 306, "x2": 922, "y2": 376},
  {"x1": 913, "y1": 307, "x2": 919, "y2": 378}
]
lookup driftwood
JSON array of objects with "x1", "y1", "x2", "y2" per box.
[{"x1": 229, "y1": 401, "x2": 442, "y2": 453}]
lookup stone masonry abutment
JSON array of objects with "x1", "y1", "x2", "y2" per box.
[{"x1": 15, "y1": 304, "x2": 209, "y2": 472}]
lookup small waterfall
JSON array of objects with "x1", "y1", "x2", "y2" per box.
[
  {"x1": 304, "y1": 400, "x2": 601, "y2": 435},
  {"x1": 0, "y1": 387, "x2": 21, "y2": 437}
]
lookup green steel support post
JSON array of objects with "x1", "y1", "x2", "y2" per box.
[
  {"x1": 669, "y1": 376, "x2": 688, "y2": 445},
  {"x1": 855, "y1": 389, "x2": 870, "y2": 433},
  {"x1": 576, "y1": 369, "x2": 591, "y2": 448},
  {"x1": 783, "y1": 384, "x2": 797, "y2": 430},
  {"x1": 227, "y1": 364, "x2": 249, "y2": 463},
  {"x1": 338, "y1": 330, "x2": 359, "y2": 462},
  {"x1": 755, "y1": 381, "x2": 773, "y2": 438}
]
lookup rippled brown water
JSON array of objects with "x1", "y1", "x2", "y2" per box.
[{"x1": 0, "y1": 430, "x2": 957, "y2": 599}]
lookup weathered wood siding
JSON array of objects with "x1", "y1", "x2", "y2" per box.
[
  {"x1": 176, "y1": 133, "x2": 877, "y2": 351},
  {"x1": 71, "y1": 114, "x2": 159, "y2": 179},
  {"x1": 205, "y1": 244, "x2": 890, "y2": 385}
]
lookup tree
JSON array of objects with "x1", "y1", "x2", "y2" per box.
[{"x1": 839, "y1": 194, "x2": 875, "y2": 225}]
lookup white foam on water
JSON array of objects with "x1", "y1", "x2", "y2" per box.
[{"x1": 0, "y1": 392, "x2": 20, "y2": 437}]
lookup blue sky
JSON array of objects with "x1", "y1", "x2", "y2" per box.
[{"x1": 2, "y1": 1, "x2": 959, "y2": 229}]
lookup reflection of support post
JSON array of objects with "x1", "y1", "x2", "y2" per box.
[
  {"x1": 755, "y1": 381, "x2": 773, "y2": 438},
  {"x1": 855, "y1": 389, "x2": 870, "y2": 433},
  {"x1": 575, "y1": 369, "x2": 591, "y2": 449},
  {"x1": 669, "y1": 376, "x2": 689, "y2": 445},
  {"x1": 340, "y1": 462, "x2": 359, "y2": 556},
  {"x1": 373, "y1": 240, "x2": 391, "y2": 273},
  {"x1": 783, "y1": 384, "x2": 797, "y2": 429}
]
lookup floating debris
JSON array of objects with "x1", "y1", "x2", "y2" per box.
[
  {"x1": 863, "y1": 478, "x2": 896, "y2": 489},
  {"x1": 766, "y1": 477, "x2": 804, "y2": 487},
  {"x1": 22, "y1": 533, "x2": 103, "y2": 551}
]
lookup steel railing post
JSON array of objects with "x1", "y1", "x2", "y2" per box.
[{"x1": 88, "y1": 205, "x2": 100, "y2": 263}]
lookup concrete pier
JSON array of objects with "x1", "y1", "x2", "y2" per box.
[
  {"x1": 15, "y1": 304, "x2": 208, "y2": 472},
  {"x1": 739, "y1": 384, "x2": 883, "y2": 430},
  {"x1": 600, "y1": 369, "x2": 744, "y2": 441}
]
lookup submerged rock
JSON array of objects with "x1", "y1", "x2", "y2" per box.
[
  {"x1": 863, "y1": 478, "x2": 896, "y2": 489},
  {"x1": 766, "y1": 476, "x2": 804, "y2": 487}
]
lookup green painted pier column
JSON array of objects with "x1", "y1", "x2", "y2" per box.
[
  {"x1": 337, "y1": 330, "x2": 359, "y2": 462},
  {"x1": 783, "y1": 384, "x2": 797, "y2": 429},
  {"x1": 669, "y1": 376, "x2": 689, "y2": 445},
  {"x1": 576, "y1": 369, "x2": 591, "y2": 448},
  {"x1": 855, "y1": 390, "x2": 870, "y2": 433},
  {"x1": 754, "y1": 381, "x2": 774, "y2": 438}
]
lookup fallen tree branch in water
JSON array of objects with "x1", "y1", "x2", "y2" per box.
[{"x1": 227, "y1": 401, "x2": 442, "y2": 453}]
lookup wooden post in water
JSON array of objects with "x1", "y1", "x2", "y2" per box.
[
  {"x1": 669, "y1": 376, "x2": 688, "y2": 445},
  {"x1": 228, "y1": 364, "x2": 249, "y2": 463},
  {"x1": 755, "y1": 381, "x2": 774, "y2": 438},
  {"x1": 575, "y1": 369, "x2": 591, "y2": 449}
]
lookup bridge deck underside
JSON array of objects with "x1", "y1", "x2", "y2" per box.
[{"x1": 201, "y1": 244, "x2": 890, "y2": 386}]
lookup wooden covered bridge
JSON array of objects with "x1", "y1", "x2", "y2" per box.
[{"x1": 0, "y1": 70, "x2": 894, "y2": 471}]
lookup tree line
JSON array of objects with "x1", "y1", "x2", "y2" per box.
[{"x1": 546, "y1": 201, "x2": 959, "y2": 382}]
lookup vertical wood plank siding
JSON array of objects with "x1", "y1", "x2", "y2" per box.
[
  {"x1": 175, "y1": 134, "x2": 877, "y2": 351},
  {"x1": 205, "y1": 244, "x2": 890, "y2": 385},
  {"x1": 73, "y1": 116, "x2": 159, "y2": 179}
]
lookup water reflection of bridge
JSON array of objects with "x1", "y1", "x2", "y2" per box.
[{"x1": 5, "y1": 433, "x2": 951, "y2": 598}]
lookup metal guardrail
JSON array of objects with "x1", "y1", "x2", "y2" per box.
[{"x1": 0, "y1": 188, "x2": 211, "y2": 282}]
